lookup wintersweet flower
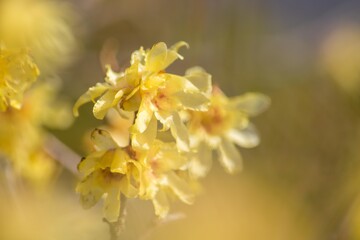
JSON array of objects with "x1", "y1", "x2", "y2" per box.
[
  {"x1": 0, "y1": 45, "x2": 39, "y2": 111},
  {"x1": 0, "y1": 82, "x2": 72, "y2": 184},
  {"x1": 138, "y1": 140, "x2": 197, "y2": 218},
  {"x1": 186, "y1": 86, "x2": 270, "y2": 175},
  {"x1": 76, "y1": 129, "x2": 141, "y2": 222},
  {"x1": 74, "y1": 42, "x2": 212, "y2": 152}
]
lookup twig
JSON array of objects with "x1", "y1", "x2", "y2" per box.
[{"x1": 104, "y1": 194, "x2": 127, "y2": 240}]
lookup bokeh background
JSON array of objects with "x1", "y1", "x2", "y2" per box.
[{"x1": 2, "y1": 0, "x2": 360, "y2": 239}]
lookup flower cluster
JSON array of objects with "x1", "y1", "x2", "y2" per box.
[
  {"x1": 75, "y1": 42, "x2": 269, "y2": 222},
  {"x1": 0, "y1": 82, "x2": 73, "y2": 185}
]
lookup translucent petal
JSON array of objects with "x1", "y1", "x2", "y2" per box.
[
  {"x1": 226, "y1": 123, "x2": 259, "y2": 148},
  {"x1": 170, "y1": 113, "x2": 190, "y2": 152},
  {"x1": 134, "y1": 98, "x2": 153, "y2": 133},
  {"x1": 77, "y1": 173, "x2": 104, "y2": 209},
  {"x1": 131, "y1": 114, "x2": 157, "y2": 149},
  {"x1": 218, "y1": 138, "x2": 243, "y2": 173},
  {"x1": 91, "y1": 129, "x2": 118, "y2": 151},
  {"x1": 110, "y1": 149, "x2": 129, "y2": 174},
  {"x1": 119, "y1": 177, "x2": 138, "y2": 198},
  {"x1": 153, "y1": 190, "x2": 169, "y2": 218},
  {"x1": 103, "y1": 184, "x2": 121, "y2": 222},
  {"x1": 77, "y1": 150, "x2": 106, "y2": 176},
  {"x1": 93, "y1": 89, "x2": 121, "y2": 119},
  {"x1": 190, "y1": 142, "x2": 212, "y2": 178},
  {"x1": 185, "y1": 67, "x2": 212, "y2": 95},
  {"x1": 166, "y1": 171, "x2": 194, "y2": 204},
  {"x1": 230, "y1": 93, "x2": 270, "y2": 117},
  {"x1": 175, "y1": 91, "x2": 209, "y2": 111},
  {"x1": 73, "y1": 83, "x2": 109, "y2": 117}
]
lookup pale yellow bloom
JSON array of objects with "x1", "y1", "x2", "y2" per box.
[
  {"x1": 138, "y1": 140, "x2": 197, "y2": 218},
  {"x1": 187, "y1": 86, "x2": 270, "y2": 175},
  {"x1": 76, "y1": 129, "x2": 141, "y2": 222},
  {"x1": 74, "y1": 42, "x2": 211, "y2": 152},
  {"x1": 0, "y1": 45, "x2": 39, "y2": 111},
  {"x1": 0, "y1": 82, "x2": 72, "y2": 185}
]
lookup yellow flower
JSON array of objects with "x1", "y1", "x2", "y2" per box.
[
  {"x1": 187, "y1": 86, "x2": 270, "y2": 175},
  {"x1": 76, "y1": 129, "x2": 141, "y2": 222},
  {"x1": 0, "y1": 0, "x2": 76, "y2": 73},
  {"x1": 74, "y1": 42, "x2": 211, "y2": 152},
  {"x1": 0, "y1": 45, "x2": 39, "y2": 111},
  {"x1": 138, "y1": 140, "x2": 197, "y2": 218},
  {"x1": 0, "y1": 82, "x2": 72, "y2": 185}
]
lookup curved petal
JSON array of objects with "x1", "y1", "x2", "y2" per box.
[
  {"x1": 185, "y1": 67, "x2": 212, "y2": 96},
  {"x1": 76, "y1": 172, "x2": 104, "y2": 209},
  {"x1": 153, "y1": 190, "x2": 169, "y2": 218},
  {"x1": 175, "y1": 91, "x2": 209, "y2": 111},
  {"x1": 131, "y1": 114, "x2": 157, "y2": 149},
  {"x1": 91, "y1": 128, "x2": 118, "y2": 151},
  {"x1": 103, "y1": 184, "x2": 121, "y2": 222},
  {"x1": 190, "y1": 142, "x2": 212, "y2": 178},
  {"x1": 218, "y1": 138, "x2": 243, "y2": 173},
  {"x1": 226, "y1": 123, "x2": 259, "y2": 148},
  {"x1": 166, "y1": 171, "x2": 194, "y2": 205},
  {"x1": 170, "y1": 113, "x2": 190, "y2": 152},
  {"x1": 230, "y1": 93, "x2": 270, "y2": 117},
  {"x1": 134, "y1": 98, "x2": 153, "y2": 133},
  {"x1": 93, "y1": 89, "x2": 120, "y2": 119},
  {"x1": 73, "y1": 83, "x2": 109, "y2": 117}
]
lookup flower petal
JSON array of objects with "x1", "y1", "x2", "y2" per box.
[
  {"x1": 226, "y1": 123, "x2": 259, "y2": 148},
  {"x1": 73, "y1": 83, "x2": 109, "y2": 117},
  {"x1": 91, "y1": 128, "x2": 118, "y2": 151},
  {"x1": 230, "y1": 93, "x2": 270, "y2": 117},
  {"x1": 190, "y1": 142, "x2": 212, "y2": 178},
  {"x1": 175, "y1": 91, "x2": 209, "y2": 111},
  {"x1": 153, "y1": 190, "x2": 169, "y2": 218},
  {"x1": 103, "y1": 184, "x2": 121, "y2": 222},
  {"x1": 185, "y1": 67, "x2": 212, "y2": 96},
  {"x1": 170, "y1": 113, "x2": 190, "y2": 152},
  {"x1": 132, "y1": 114, "x2": 157, "y2": 149},
  {"x1": 218, "y1": 138, "x2": 243, "y2": 173},
  {"x1": 76, "y1": 172, "x2": 104, "y2": 209},
  {"x1": 134, "y1": 98, "x2": 153, "y2": 133},
  {"x1": 93, "y1": 89, "x2": 120, "y2": 119},
  {"x1": 166, "y1": 171, "x2": 194, "y2": 205}
]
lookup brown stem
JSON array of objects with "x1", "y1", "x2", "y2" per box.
[{"x1": 105, "y1": 194, "x2": 127, "y2": 240}]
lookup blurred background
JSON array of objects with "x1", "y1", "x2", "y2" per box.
[{"x1": 2, "y1": 0, "x2": 360, "y2": 239}]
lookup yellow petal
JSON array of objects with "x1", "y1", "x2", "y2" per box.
[
  {"x1": 166, "y1": 171, "x2": 194, "y2": 204},
  {"x1": 134, "y1": 98, "x2": 153, "y2": 133},
  {"x1": 170, "y1": 113, "x2": 190, "y2": 152},
  {"x1": 76, "y1": 173, "x2": 104, "y2": 209},
  {"x1": 103, "y1": 184, "x2": 121, "y2": 222},
  {"x1": 153, "y1": 190, "x2": 169, "y2": 218},
  {"x1": 226, "y1": 123, "x2": 259, "y2": 148},
  {"x1": 132, "y1": 114, "x2": 157, "y2": 149},
  {"x1": 110, "y1": 149, "x2": 129, "y2": 174},
  {"x1": 119, "y1": 177, "x2": 138, "y2": 198},
  {"x1": 91, "y1": 128, "x2": 118, "y2": 151},
  {"x1": 190, "y1": 142, "x2": 212, "y2": 178},
  {"x1": 185, "y1": 67, "x2": 212, "y2": 95},
  {"x1": 230, "y1": 93, "x2": 270, "y2": 117},
  {"x1": 73, "y1": 83, "x2": 109, "y2": 117},
  {"x1": 218, "y1": 138, "x2": 243, "y2": 173},
  {"x1": 77, "y1": 150, "x2": 106, "y2": 176},
  {"x1": 93, "y1": 89, "x2": 122, "y2": 119},
  {"x1": 175, "y1": 91, "x2": 209, "y2": 111}
]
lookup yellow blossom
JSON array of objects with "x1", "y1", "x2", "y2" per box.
[
  {"x1": 0, "y1": 82, "x2": 73, "y2": 185},
  {"x1": 76, "y1": 129, "x2": 141, "y2": 222},
  {"x1": 74, "y1": 42, "x2": 211, "y2": 152},
  {"x1": 138, "y1": 140, "x2": 197, "y2": 218},
  {"x1": 0, "y1": 45, "x2": 39, "y2": 111},
  {"x1": 186, "y1": 86, "x2": 270, "y2": 175}
]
